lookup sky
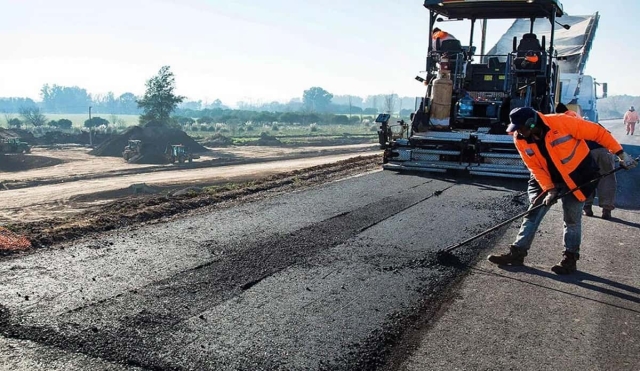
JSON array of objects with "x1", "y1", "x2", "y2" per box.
[{"x1": 1, "y1": 0, "x2": 638, "y2": 107}]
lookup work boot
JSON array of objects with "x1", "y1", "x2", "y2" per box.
[
  {"x1": 551, "y1": 251, "x2": 579, "y2": 275},
  {"x1": 487, "y1": 246, "x2": 527, "y2": 266},
  {"x1": 583, "y1": 205, "x2": 594, "y2": 217},
  {"x1": 602, "y1": 209, "x2": 612, "y2": 220}
]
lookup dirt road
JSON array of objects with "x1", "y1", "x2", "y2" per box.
[{"x1": 0, "y1": 144, "x2": 379, "y2": 223}]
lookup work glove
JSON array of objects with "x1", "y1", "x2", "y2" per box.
[
  {"x1": 543, "y1": 188, "x2": 558, "y2": 206},
  {"x1": 618, "y1": 152, "x2": 638, "y2": 170}
]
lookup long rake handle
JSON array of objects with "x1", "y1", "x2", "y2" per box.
[{"x1": 440, "y1": 162, "x2": 631, "y2": 253}]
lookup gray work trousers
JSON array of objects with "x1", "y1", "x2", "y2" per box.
[{"x1": 585, "y1": 148, "x2": 617, "y2": 210}]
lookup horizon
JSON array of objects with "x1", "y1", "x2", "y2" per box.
[{"x1": 1, "y1": 0, "x2": 638, "y2": 107}]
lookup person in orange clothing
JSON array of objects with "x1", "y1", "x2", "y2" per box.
[
  {"x1": 623, "y1": 106, "x2": 638, "y2": 135},
  {"x1": 556, "y1": 103, "x2": 618, "y2": 220},
  {"x1": 431, "y1": 27, "x2": 457, "y2": 51},
  {"x1": 487, "y1": 107, "x2": 637, "y2": 274}
]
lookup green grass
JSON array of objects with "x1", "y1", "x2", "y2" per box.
[{"x1": 43, "y1": 113, "x2": 140, "y2": 129}]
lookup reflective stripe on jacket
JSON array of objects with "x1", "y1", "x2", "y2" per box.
[{"x1": 513, "y1": 112, "x2": 624, "y2": 201}]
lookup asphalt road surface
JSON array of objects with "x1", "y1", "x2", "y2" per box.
[
  {"x1": 0, "y1": 169, "x2": 528, "y2": 370},
  {"x1": 1, "y1": 119, "x2": 636, "y2": 370}
]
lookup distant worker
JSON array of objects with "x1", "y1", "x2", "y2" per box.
[
  {"x1": 556, "y1": 103, "x2": 617, "y2": 220},
  {"x1": 487, "y1": 107, "x2": 637, "y2": 274},
  {"x1": 431, "y1": 27, "x2": 457, "y2": 51},
  {"x1": 623, "y1": 106, "x2": 638, "y2": 135}
]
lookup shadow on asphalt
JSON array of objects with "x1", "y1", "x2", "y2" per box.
[{"x1": 472, "y1": 266, "x2": 640, "y2": 312}]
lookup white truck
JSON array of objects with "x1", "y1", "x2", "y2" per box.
[{"x1": 558, "y1": 73, "x2": 607, "y2": 122}]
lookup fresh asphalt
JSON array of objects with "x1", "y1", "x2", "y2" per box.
[{"x1": 392, "y1": 119, "x2": 640, "y2": 371}]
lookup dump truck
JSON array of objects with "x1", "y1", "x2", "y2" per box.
[
  {"x1": 380, "y1": 0, "x2": 601, "y2": 179},
  {"x1": 0, "y1": 138, "x2": 31, "y2": 154},
  {"x1": 122, "y1": 140, "x2": 143, "y2": 162}
]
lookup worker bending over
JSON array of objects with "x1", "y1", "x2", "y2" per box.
[{"x1": 487, "y1": 107, "x2": 637, "y2": 274}]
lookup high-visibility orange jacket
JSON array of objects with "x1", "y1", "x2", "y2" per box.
[
  {"x1": 513, "y1": 112, "x2": 623, "y2": 201},
  {"x1": 431, "y1": 31, "x2": 456, "y2": 50}
]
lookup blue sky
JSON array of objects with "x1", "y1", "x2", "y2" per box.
[{"x1": 0, "y1": 0, "x2": 637, "y2": 107}]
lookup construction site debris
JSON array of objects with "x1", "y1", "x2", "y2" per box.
[{"x1": 0, "y1": 227, "x2": 31, "y2": 252}]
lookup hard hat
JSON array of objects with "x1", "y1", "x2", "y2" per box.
[{"x1": 507, "y1": 107, "x2": 537, "y2": 133}]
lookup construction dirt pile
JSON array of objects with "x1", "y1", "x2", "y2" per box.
[
  {"x1": 0, "y1": 128, "x2": 35, "y2": 142},
  {"x1": 0, "y1": 154, "x2": 64, "y2": 172},
  {"x1": 89, "y1": 125, "x2": 207, "y2": 164},
  {"x1": 200, "y1": 133, "x2": 234, "y2": 147}
]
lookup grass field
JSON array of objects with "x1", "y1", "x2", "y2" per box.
[
  {"x1": 44, "y1": 114, "x2": 140, "y2": 129},
  {"x1": 2, "y1": 113, "x2": 385, "y2": 143}
]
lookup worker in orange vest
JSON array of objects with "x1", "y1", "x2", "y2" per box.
[
  {"x1": 556, "y1": 103, "x2": 618, "y2": 220},
  {"x1": 431, "y1": 27, "x2": 457, "y2": 51},
  {"x1": 487, "y1": 107, "x2": 637, "y2": 274}
]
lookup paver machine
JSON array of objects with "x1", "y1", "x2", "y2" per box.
[{"x1": 380, "y1": 0, "x2": 565, "y2": 179}]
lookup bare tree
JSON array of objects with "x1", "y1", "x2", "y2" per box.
[
  {"x1": 384, "y1": 93, "x2": 396, "y2": 115},
  {"x1": 19, "y1": 107, "x2": 47, "y2": 127}
]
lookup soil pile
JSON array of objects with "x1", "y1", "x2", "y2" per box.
[
  {"x1": 37, "y1": 131, "x2": 112, "y2": 146},
  {"x1": 90, "y1": 125, "x2": 207, "y2": 164},
  {"x1": 245, "y1": 132, "x2": 283, "y2": 146},
  {"x1": 0, "y1": 154, "x2": 64, "y2": 172},
  {"x1": 0, "y1": 128, "x2": 35, "y2": 143},
  {"x1": 200, "y1": 133, "x2": 234, "y2": 147}
]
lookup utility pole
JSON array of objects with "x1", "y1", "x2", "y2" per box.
[{"x1": 89, "y1": 106, "x2": 93, "y2": 147}]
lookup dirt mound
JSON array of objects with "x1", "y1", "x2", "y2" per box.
[
  {"x1": 0, "y1": 154, "x2": 64, "y2": 172},
  {"x1": 245, "y1": 132, "x2": 283, "y2": 146},
  {"x1": 37, "y1": 131, "x2": 112, "y2": 146},
  {"x1": 200, "y1": 133, "x2": 234, "y2": 147},
  {"x1": 90, "y1": 125, "x2": 207, "y2": 164},
  {"x1": 0, "y1": 128, "x2": 35, "y2": 143}
]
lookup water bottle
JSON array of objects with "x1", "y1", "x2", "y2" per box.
[{"x1": 457, "y1": 94, "x2": 474, "y2": 118}]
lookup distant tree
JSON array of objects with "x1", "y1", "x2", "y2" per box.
[
  {"x1": 55, "y1": 118, "x2": 73, "y2": 129},
  {"x1": 333, "y1": 115, "x2": 349, "y2": 125},
  {"x1": 40, "y1": 84, "x2": 91, "y2": 113},
  {"x1": 279, "y1": 112, "x2": 302, "y2": 124},
  {"x1": 48, "y1": 119, "x2": 73, "y2": 129},
  {"x1": 173, "y1": 116, "x2": 195, "y2": 126},
  {"x1": 254, "y1": 112, "x2": 277, "y2": 124},
  {"x1": 303, "y1": 87, "x2": 333, "y2": 112},
  {"x1": 8, "y1": 118, "x2": 23, "y2": 129},
  {"x1": 197, "y1": 116, "x2": 215, "y2": 124},
  {"x1": 137, "y1": 66, "x2": 185, "y2": 126},
  {"x1": 118, "y1": 92, "x2": 140, "y2": 114},
  {"x1": 0, "y1": 98, "x2": 37, "y2": 113},
  {"x1": 19, "y1": 106, "x2": 47, "y2": 127},
  {"x1": 384, "y1": 93, "x2": 396, "y2": 115},
  {"x1": 84, "y1": 116, "x2": 109, "y2": 128}
]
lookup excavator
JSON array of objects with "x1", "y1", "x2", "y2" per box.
[{"x1": 380, "y1": 0, "x2": 602, "y2": 179}]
